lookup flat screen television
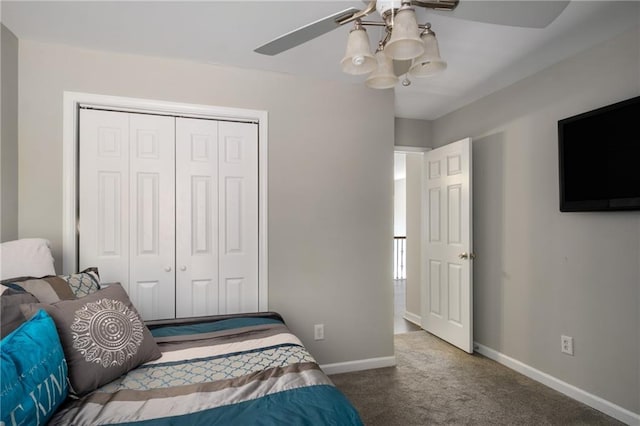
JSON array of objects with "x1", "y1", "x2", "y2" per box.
[{"x1": 558, "y1": 95, "x2": 640, "y2": 212}]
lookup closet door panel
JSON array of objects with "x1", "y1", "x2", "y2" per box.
[
  {"x1": 79, "y1": 109, "x2": 130, "y2": 287},
  {"x1": 175, "y1": 118, "x2": 220, "y2": 317},
  {"x1": 218, "y1": 121, "x2": 259, "y2": 314},
  {"x1": 79, "y1": 110, "x2": 261, "y2": 321},
  {"x1": 129, "y1": 113, "x2": 175, "y2": 320}
]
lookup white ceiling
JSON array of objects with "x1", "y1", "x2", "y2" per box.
[{"x1": 2, "y1": 1, "x2": 638, "y2": 120}]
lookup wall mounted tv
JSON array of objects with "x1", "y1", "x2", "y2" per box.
[{"x1": 558, "y1": 95, "x2": 640, "y2": 212}]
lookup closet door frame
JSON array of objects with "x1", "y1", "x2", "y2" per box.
[{"x1": 62, "y1": 91, "x2": 269, "y2": 311}]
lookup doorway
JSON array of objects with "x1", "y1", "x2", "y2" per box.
[
  {"x1": 393, "y1": 140, "x2": 474, "y2": 352},
  {"x1": 393, "y1": 149, "x2": 426, "y2": 334}
]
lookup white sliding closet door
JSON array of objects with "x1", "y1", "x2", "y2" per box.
[
  {"x1": 175, "y1": 119, "x2": 259, "y2": 316},
  {"x1": 79, "y1": 109, "x2": 130, "y2": 286},
  {"x1": 218, "y1": 121, "x2": 259, "y2": 314},
  {"x1": 80, "y1": 109, "x2": 259, "y2": 320},
  {"x1": 80, "y1": 110, "x2": 175, "y2": 320},
  {"x1": 128, "y1": 114, "x2": 176, "y2": 320},
  {"x1": 175, "y1": 118, "x2": 220, "y2": 317}
]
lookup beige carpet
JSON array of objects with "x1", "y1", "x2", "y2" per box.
[{"x1": 330, "y1": 331, "x2": 622, "y2": 425}]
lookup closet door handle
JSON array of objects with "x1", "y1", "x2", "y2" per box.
[
  {"x1": 180, "y1": 265, "x2": 187, "y2": 271},
  {"x1": 164, "y1": 266, "x2": 172, "y2": 272}
]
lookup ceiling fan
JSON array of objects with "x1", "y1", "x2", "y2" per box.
[{"x1": 254, "y1": 1, "x2": 570, "y2": 89}]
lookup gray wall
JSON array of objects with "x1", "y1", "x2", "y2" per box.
[
  {"x1": 395, "y1": 117, "x2": 432, "y2": 148},
  {"x1": 432, "y1": 28, "x2": 640, "y2": 413},
  {"x1": 17, "y1": 40, "x2": 395, "y2": 364},
  {"x1": 405, "y1": 153, "x2": 423, "y2": 318},
  {"x1": 1, "y1": 24, "x2": 19, "y2": 242}
]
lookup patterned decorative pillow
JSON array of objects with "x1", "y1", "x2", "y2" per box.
[
  {"x1": 20, "y1": 283, "x2": 161, "y2": 396},
  {"x1": 0, "y1": 284, "x2": 40, "y2": 338},
  {"x1": 1, "y1": 309, "x2": 69, "y2": 426},
  {"x1": 61, "y1": 267, "x2": 101, "y2": 298},
  {"x1": 1, "y1": 267, "x2": 101, "y2": 303}
]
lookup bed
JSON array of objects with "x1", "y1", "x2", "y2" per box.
[
  {"x1": 50, "y1": 312, "x2": 362, "y2": 425},
  {"x1": 0, "y1": 239, "x2": 363, "y2": 426}
]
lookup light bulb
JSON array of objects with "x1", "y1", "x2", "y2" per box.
[{"x1": 352, "y1": 55, "x2": 365, "y2": 66}]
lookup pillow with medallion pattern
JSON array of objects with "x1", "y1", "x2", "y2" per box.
[{"x1": 20, "y1": 283, "x2": 161, "y2": 396}]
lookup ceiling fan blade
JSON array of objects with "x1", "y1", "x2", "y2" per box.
[
  {"x1": 411, "y1": 0, "x2": 460, "y2": 12},
  {"x1": 431, "y1": 1, "x2": 570, "y2": 29},
  {"x1": 254, "y1": 8, "x2": 360, "y2": 56}
]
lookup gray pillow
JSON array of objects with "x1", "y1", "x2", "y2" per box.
[
  {"x1": 2, "y1": 267, "x2": 101, "y2": 302},
  {"x1": 0, "y1": 284, "x2": 40, "y2": 338},
  {"x1": 20, "y1": 283, "x2": 161, "y2": 395}
]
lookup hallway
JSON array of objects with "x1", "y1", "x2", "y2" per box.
[{"x1": 394, "y1": 279, "x2": 421, "y2": 334}]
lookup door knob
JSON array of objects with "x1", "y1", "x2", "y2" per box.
[
  {"x1": 459, "y1": 252, "x2": 476, "y2": 260},
  {"x1": 164, "y1": 266, "x2": 172, "y2": 272},
  {"x1": 180, "y1": 265, "x2": 187, "y2": 271}
]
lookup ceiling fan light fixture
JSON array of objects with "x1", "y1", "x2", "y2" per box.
[
  {"x1": 384, "y1": 5, "x2": 424, "y2": 61},
  {"x1": 409, "y1": 27, "x2": 447, "y2": 78},
  {"x1": 365, "y1": 49, "x2": 398, "y2": 90},
  {"x1": 341, "y1": 23, "x2": 376, "y2": 75}
]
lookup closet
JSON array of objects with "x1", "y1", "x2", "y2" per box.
[{"x1": 78, "y1": 108, "x2": 258, "y2": 321}]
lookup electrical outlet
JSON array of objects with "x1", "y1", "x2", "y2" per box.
[
  {"x1": 314, "y1": 324, "x2": 325, "y2": 341},
  {"x1": 561, "y1": 335, "x2": 574, "y2": 356}
]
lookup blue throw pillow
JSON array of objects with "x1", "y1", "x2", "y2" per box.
[{"x1": 1, "y1": 309, "x2": 68, "y2": 426}]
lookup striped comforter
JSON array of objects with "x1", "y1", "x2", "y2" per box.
[{"x1": 50, "y1": 313, "x2": 362, "y2": 425}]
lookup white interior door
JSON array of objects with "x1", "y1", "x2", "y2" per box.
[
  {"x1": 128, "y1": 113, "x2": 176, "y2": 320},
  {"x1": 218, "y1": 121, "x2": 259, "y2": 314},
  {"x1": 421, "y1": 138, "x2": 473, "y2": 353},
  {"x1": 175, "y1": 118, "x2": 220, "y2": 317}
]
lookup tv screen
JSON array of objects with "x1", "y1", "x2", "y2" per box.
[{"x1": 558, "y1": 95, "x2": 640, "y2": 212}]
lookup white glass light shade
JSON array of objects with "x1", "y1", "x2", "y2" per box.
[
  {"x1": 384, "y1": 8, "x2": 424, "y2": 60},
  {"x1": 409, "y1": 31, "x2": 447, "y2": 77},
  {"x1": 366, "y1": 50, "x2": 399, "y2": 89},
  {"x1": 341, "y1": 28, "x2": 376, "y2": 75}
]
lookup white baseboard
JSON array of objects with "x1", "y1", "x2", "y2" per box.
[
  {"x1": 320, "y1": 356, "x2": 396, "y2": 376},
  {"x1": 403, "y1": 311, "x2": 421, "y2": 326},
  {"x1": 475, "y1": 343, "x2": 640, "y2": 426}
]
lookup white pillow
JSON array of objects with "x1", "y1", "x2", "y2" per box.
[{"x1": 0, "y1": 238, "x2": 56, "y2": 280}]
